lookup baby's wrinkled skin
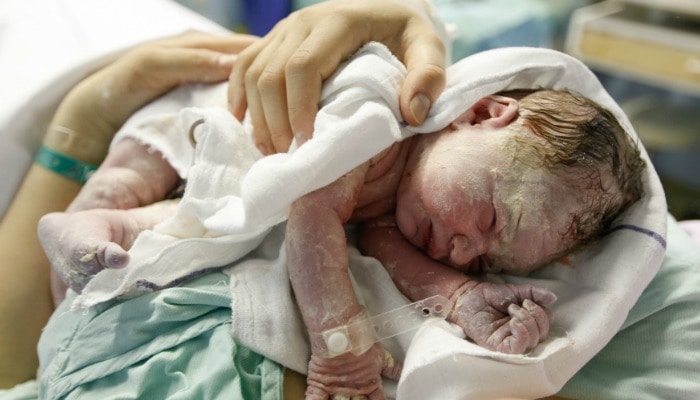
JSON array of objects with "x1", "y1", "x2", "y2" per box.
[
  {"x1": 286, "y1": 95, "x2": 576, "y2": 399},
  {"x1": 39, "y1": 96, "x2": 576, "y2": 399},
  {"x1": 38, "y1": 201, "x2": 178, "y2": 292},
  {"x1": 39, "y1": 138, "x2": 180, "y2": 298}
]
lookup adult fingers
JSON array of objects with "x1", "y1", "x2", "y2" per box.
[
  {"x1": 156, "y1": 31, "x2": 258, "y2": 54},
  {"x1": 397, "y1": 25, "x2": 446, "y2": 126},
  {"x1": 135, "y1": 46, "x2": 238, "y2": 85},
  {"x1": 283, "y1": 14, "x2": 371, "y2": 147},
  {"x1": 250, "y1": 29, "x2": 305, "y2": 153},
  {"x1": 228, "y1": 32, "x2": 276, "y2": 121},
  {"x1": 232, "y1": 12, "x2": 370, "y2": 153},
  {"x1": 241, "y1": 31, "x2": 293, "y2": 154},
  {"x1": 98, "y1": 46, "x2": 237, "y2": 128}
]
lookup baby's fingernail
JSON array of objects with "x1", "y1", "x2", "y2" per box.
[
  {"x1": 522, "y1": 299, "x2": 536, "y2": 310},
  {"x1": 410, "y1": 93, "x2": 431, "y2": 125},
  {"x1": 218, "y1": 54, "x2": 237, "y2": 67}
]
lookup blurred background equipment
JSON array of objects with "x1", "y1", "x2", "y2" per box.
[{"x1": 567, "y1": 0, "x2": 700, "y2": 219}]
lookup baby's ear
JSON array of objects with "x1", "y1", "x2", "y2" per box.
[{"x1": 455, "y1": 95, "x2": 519, "y2": 128}]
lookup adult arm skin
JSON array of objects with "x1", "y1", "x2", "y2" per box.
[
  {"x1": 0, "y1": 32, "x2": 255, "y2": 388},
  {"x1": 229, "y1": 0, "x2": 447, "y2": 154}
]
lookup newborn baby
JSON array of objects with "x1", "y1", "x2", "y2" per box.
[{"x1": 39, "y1": 88, "x2": 645, "y2": 399}]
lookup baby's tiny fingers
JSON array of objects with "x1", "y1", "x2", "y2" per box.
[
  {"x1": 99, "y1": 242, "x2": 130, "y2": 269},
  {"x1": 508, "y1": 304, "x2": 539, "y2": 350},
  {"x1": 380, "y1": 350, "x2": 402, "y2": 381},
  {"x1": 531, "y1": 286, "x2": 557, "y2": 305},
  {"x1": 368, "y1": 389, "x2": 385, "y2": 400},
  {"x1": 501, "y1": 318, "x2": 529, "y2": 354},
  {"x1": 305, "y1": 384, "x2": 330, "y2": 400},
  {"x1": 522, "y1": 299, "x2": 551, "y2": 339}
]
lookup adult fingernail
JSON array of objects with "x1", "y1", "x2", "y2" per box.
[
  {"x1": 294, "y1": 131, "x2": 309, "y2": 146},
  {"x1": 410, "y1": 93, "x2": 431, "y2": 125},
  {"x1": 218, "y1": 54, "x2": 237, "y2": 67},
  {"x1": 256, "y1": 140, "x2": 273, "y2": 155}
]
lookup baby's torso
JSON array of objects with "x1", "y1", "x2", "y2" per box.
[{"x1": 351, "y1": 137, "x2": 414, "y2": 221}]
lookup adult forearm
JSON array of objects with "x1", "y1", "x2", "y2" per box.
[{"x1": 0, "y1": 165, "x2": 80, "y2": 387}]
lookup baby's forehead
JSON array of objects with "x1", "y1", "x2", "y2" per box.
[
  {"x1": 494, "y1": 161, "x2": 581, "y2": 219},
  {"x1": 498, "y1": 125, "x2": 551, "y2": 169}
]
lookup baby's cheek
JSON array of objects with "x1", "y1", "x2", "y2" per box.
[{"x1": 504, "y1": 231, "x2": 561, "y2": 274}]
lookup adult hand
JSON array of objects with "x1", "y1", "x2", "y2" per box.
[
  {"x1": 229, "y1": 0, "x2": 447, "y2": 154},
  {"x1": 47, "y1": 32, "x2": 257, "y2": 165}
]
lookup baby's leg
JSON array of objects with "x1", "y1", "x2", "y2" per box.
[
  {"x1": 68, "y1": 138, "x2": 180, "y2": 211},
  {"x1": 38, "y1": 200, "x2": 178, "y2": 293}
]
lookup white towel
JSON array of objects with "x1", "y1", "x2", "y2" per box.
[
  {"x1": 72, "y1": 42, "x2": 409, "y2": 305},
  {"x1": 72, "y1": 43, "x2": 667, "y2": 399}
]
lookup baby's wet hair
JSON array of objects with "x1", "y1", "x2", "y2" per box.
[{"x1": 500, "y1": 88, "x2": 646, "y2": 249}]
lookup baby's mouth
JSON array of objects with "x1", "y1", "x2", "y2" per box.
[
  {"x1": 420, "y1": 219, "x2": 444, "y2": 260},
  {"x1": 466, "y1": 257, "x2": 486, "y2": 275},
  {"x1": 410, "y1": 217, "x2": 430, "y2": 252},
  {"x1": 445, "y1": 253, "x2": 495, "y2": 275}
]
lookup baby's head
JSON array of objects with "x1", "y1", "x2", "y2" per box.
[
  {"x1": 505, "y1": 88, "x2": 645, "y2": 251},
  {"x1": 396, "y1": 88, "x2": 645, "y2": 274}
]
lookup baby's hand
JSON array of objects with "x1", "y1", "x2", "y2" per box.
[
  {"x1": 38, "y1": 201, "x2": 177, "y2": 293},
  {"x1": 448, "y1": 281, "x2": 556, "y2": 354},
  {"x1": 305, "y1": 343, "x2": 401, "y2": 399}
]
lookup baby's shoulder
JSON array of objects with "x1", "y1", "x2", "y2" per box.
[{"x1": 365, "y1": 139, "x2": 412, "y2": 183}]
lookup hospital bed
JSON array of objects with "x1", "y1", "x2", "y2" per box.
[{"x1": 1, "y1": 1, "x2": 699, "y2": 399}]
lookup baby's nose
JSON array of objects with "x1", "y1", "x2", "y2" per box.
[{"x1": 450, "y1": 235, "x2": 483, "y2": 266}]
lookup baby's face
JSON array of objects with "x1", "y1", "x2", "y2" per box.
[{"x1": 396, "y1": 121, "x2": 581, "y2": 275}]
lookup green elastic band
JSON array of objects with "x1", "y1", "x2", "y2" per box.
[{"x1": 35, "y1": 145, "x2": 97, "y2": 184}]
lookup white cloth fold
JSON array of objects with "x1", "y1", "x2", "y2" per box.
[{"x1": 72, "y1": 43, "x2": 667, "y2": 399}]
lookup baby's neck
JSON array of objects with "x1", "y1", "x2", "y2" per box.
[{"x1": 350, "y1": 138, "x2": 414, "y2": 221}]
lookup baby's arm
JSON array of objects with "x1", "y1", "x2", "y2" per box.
[
  {"x1": 38, "y1": 200, "x2": 178, "y2": 293},
  {"x1": 359, "y1": 215, "x2": 556, "y2": 354},
  {"x1": 286, "y1": 165, "x2": 400, "y2": 400},
  {"x1": 67, "y1": 137, "x2": 180, "y2": 212},
  {"x1": 48, "y1": 137, "x2": 179, "y2": 302}
]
